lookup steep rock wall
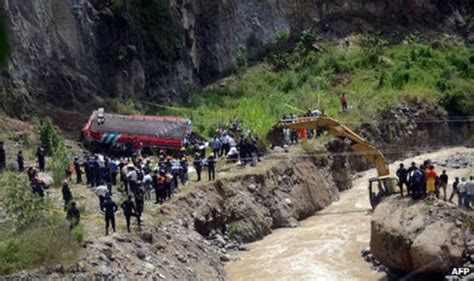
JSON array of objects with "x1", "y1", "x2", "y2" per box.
[{"x1": 0, "y1": 0, "x2": 471, "y2": 117}]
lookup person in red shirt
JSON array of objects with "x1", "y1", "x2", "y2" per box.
[
  {"x1": 339, "y1": 93, "x2": 348, "y2": 112},
  {"x1": 133, "y1": 138, "x2": 143, "y2": 157}
]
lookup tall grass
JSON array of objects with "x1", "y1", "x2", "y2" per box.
[
  {"x1": 151, "y1": 35, "x2": 473, "y2": 141},
  {"x1": 0, "y1": 172, "x2": 82, "y2": 274}
]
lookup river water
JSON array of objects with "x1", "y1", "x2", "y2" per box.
[{"x1": 226, "y1": 147, "x2": 473, "y2": 281}]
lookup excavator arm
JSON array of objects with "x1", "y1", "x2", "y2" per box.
[{"x1": 279, "y1": 116, "x2": 390, "y2": 177}]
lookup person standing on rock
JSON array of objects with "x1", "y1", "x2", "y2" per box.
[
  {"x1": 36, "y1": 147, "x2": 45, "y2": 171},
  {"x1": 449, "y1": 177, "x2": 460, "y2": 203},
  {"x1": 101, "y1": 196, "x2": 118, "y2": 236},
  {"x1": 425, "y1": 165, "x2": 437, "y2": 199},
  {"x1": 66, "y1": 201, "x2": 80, "y2": 230},
  {"x1": 439, "y1": 170, "x2": 449, "y2": 201},
  {"x1": 458, "y1": 178, "x2": 468, "y2": 208},
  {"x1": 121, "y1": 195, "x2": 137, "y2": 233},
  {"x1": 467, "y1": 176, "x2": 474, "y2": 210},
  {"x1": 411, "y1": 166, "x2": 424, "y2": 200},
  {"x1": 396, "y1": 163, "x2": 408, "y2": 197},
  {"x1": 407, "y1": 162, "x2": 417, "y2": 195}
]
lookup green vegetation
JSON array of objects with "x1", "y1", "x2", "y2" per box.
[
  {"x1": 155, "y1": 33, "x2": 474, "y2": 141},
  {"x1": 0, "y1": 173, "x2": 81, "y2": 274},
  {"x1": 39, "y1": 119, "x2": 71, "y2": 185}
]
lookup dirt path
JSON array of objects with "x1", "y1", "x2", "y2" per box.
[{"x1": 225, "y1": 147, "x2": 474, "y2": 281}]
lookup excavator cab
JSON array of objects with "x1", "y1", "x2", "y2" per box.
[{"x1": 368, "y1": 176, "x2": 399, "y2": 209}]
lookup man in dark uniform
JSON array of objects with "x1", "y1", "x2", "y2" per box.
[
  {"x1": 17, "y1": 150, "x2": 24, "y2": 171},
  {"x1": 66, "y1": 202, "x2": 81, "y2": 229},
  {"x1": 193, "y1": 153, "x2": 202, "y2": 182},
  {"x1": 36, "y1": 147, "x2": 45, "y2": 171},
  {"x1": 207, "y1": 153, "x2": 216, "y2": 181},
  {"x1": 101, "y1": 196, "x2": 118, "y2": 235},
  {"x1": 135, "y1": 190, "x2": 144, "y2": 228},
  {"x1": 73, "y1": 157, "x2": 82, "y2": 184},
  {"x1": 121, "y1": 195, "x2": 137, "y2": 233},
  {"x1": 62, "y1": 181, "x2": 73, "y2": 210},
  {"x1": 396, "y1": 163, "x2": 408, "y2": 197},
  {"x1": 83, "y1": 157, "x2": 91, "y2": 186}
]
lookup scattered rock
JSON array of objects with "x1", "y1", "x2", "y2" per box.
[
  {"x1": 136, "y1": 251, "x2": 146, "y2": 260},
  {"x1": 144, "y1": 262, "x2": 155, "y2": 271},
  {"x1": 284, "y1": 198, "x2": 292, "y2": 206},
  {"x1": 98, "y1": 265, "x2": 112, "y2": 276},
  {"x1": 247, "y1": 184, "x2": 257, "y2": 192},
  {"x1": 215, "y1": 234, "x2": 226, "y2": 247},
  {"x1": 140, "y1": 232, "x2": 153, "y2": 244},
  {"x1": 220, "y1": 254, "x2": 231, "y2": 262},
  {"x1": 176, "y1": 254, "x2": 187, "y2": 263}
]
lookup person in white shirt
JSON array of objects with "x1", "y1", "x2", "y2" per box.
[
  {"x1": 94, "y1": 185, "x2": 109, "y2": 208},
  {"x1": 458, "y1": 178, "x2": 467, "y2": 208}
]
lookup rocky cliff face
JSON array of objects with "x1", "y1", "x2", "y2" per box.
[{"x1": 0, "y1": 0, "x2": 471, "y2": 117}]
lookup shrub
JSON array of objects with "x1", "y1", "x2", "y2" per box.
[
  {"x1": 236, "y1": 47, "x2": 249, "y2": 74},
  {"x1": 50, "y1": 140, "x2": 71, "y2": 186},
  {"x1": 2, "y1": 173, "x2": 52, "y2": 230},
  {"x1": 269, "y1": 53, "x2": 289, "y2": 71},
  {"x1": 295, "y1": 29, "x2": 319, "y2": 57},
  {"x1": 0, "y1": 173, "x2": 81, "y2": 274},
  {"x1": 39, "y1": 118, "x2": 62, "y2": 156}
]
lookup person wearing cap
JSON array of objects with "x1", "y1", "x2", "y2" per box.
[
  {"x1": 179, "y1": 147, "x2": 187, "y2": 160},
  {"x1": 193, "y1": 153, "x2": 202, "y2": 182},
  {"x1": 207, "y1": 153, "x2": 217, "y2": 181}
]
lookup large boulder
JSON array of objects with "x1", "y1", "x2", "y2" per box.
[{"x1": 371, "y1": 197, "x2": 473, "y2": 275}]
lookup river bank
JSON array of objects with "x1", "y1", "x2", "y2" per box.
[{"x1": 225, "y1": 147, "x2": 474, "y2": 281}]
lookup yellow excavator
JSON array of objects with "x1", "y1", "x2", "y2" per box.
[{"x1": 277, "y1": 115, "x2": 398, "y2": 209}]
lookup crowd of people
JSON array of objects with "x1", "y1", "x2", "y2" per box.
[
  {"x1": 279, "y1": 108, "x2": 323, "y2": 145},
  {"x1": 0, "y1": 119, "x2": 267, "y2": 235},
  {"x1": 396, "y1": 161, "x2": 474, "y2": 209}
]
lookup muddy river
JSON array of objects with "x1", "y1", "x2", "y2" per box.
[{"x1": 226, "y1": 147, "x2": 473, "y2": 281}]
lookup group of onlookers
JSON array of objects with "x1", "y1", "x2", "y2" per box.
[{"x1": 396, "y1": 161, "x2": 474, "y2": 209}]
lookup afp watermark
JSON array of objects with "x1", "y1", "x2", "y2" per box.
[{"x1": 446, "y1": 267, "x2": 473, "y2": 280}]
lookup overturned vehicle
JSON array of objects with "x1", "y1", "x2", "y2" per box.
[{"x1": 82, "y1": 110, "x2": 192, "y2": 155}]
